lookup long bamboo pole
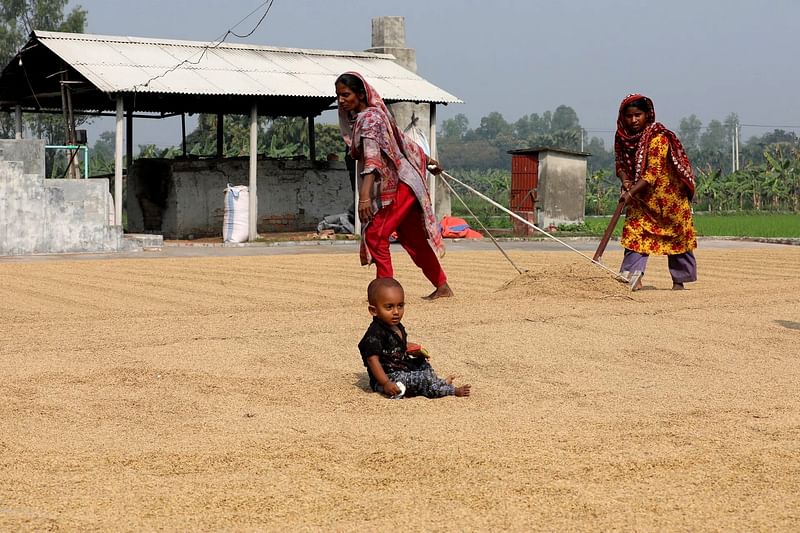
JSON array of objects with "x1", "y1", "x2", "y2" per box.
[{"x1": 439, "y1": 171, "x2": 625, "y2": 280}]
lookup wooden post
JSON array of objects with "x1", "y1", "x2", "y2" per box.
[
  {"x1": 59, "y1": 73, "x2": 77, "y2": 178},
  {"x1": 64, "y1": 81, "x2": 81, "y2": 179},
  {"x1": 248, "y1": 103, "x2": 258, "y2": 241}
]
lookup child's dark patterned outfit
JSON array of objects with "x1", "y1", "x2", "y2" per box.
[{"x1": 358, "y1": 318, "x2": 455, "y2": 398}]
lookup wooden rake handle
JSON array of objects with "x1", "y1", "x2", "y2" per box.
[{"x1": 592, "y1": 199, "x2": 626, "y2": 262}]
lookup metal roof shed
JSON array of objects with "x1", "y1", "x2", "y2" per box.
[{"x1": 0, "y1": 30, "x2": 462, "y2": 238}]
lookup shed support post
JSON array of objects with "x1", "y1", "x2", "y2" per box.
[
  {"x1": 248, "y1": 103, "x2": 259, "y2": 241},
  {"x1": 126, "y1": 107, "x2": 133, "y2": 175},
  {"x1": 14, "y1": 105, "x2": 22, "y2": 139},
  {"x1": 308, "y1": 115, "x2": 316, "y2": 162},
  {"x1": 429, "y1": 103, "x2": 437, "y2": 218},
  {"x1": 181, "y1": 113, "x2": 187, "y2": 157},
  {"x1": 354, "y1": 160, "x2": 361, "y2": 236},
  {"x1": 114, "y1": 97, "x2": 124, "y2": 226},
  {"x1": 216, "y1": 112, "x2": 224, "y2": 158}
]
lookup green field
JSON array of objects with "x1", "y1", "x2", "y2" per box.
[{"x1": 583, "y1": 212, "x2": 800, "y2": 238}]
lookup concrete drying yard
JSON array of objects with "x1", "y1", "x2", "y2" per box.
[{"x1": 1, "y1": 240, "x2": 798, "y2": 531}]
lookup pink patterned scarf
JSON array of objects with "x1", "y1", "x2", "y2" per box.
[{"x1": 338, "y1": 72, "x2": 428, "y2": 189}]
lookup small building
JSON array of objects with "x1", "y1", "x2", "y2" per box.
[
  {"x1": 508, "y1": 147, "x2": 589, "y2": 234},
  {"x1": 0, "y1": 24, "x2": 461, "y2": 252}
]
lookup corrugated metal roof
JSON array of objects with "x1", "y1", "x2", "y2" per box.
[{"x1": 33, "y1": 30, "x2": 462, "y2": 104}]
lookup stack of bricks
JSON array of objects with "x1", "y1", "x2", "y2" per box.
[{"x1": 260, "y1": 214, "x2": 300, "y2": 232}]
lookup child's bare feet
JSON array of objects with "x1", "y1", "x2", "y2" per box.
[
  {"x1": 454, "y1": 384, "x2": 471, "y2": 397},
  {"x1": 423, "y1": 283, "x2": 454, "y2": 300}
]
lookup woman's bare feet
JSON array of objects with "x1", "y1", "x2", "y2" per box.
[
  {"x1": 423, "y1": 282, "x2": 454, "y2": 300},
  {"x1": 672, "y1": 282, "x2": 685, "y2": 290},
  {"x1": 454, "y1": 384, "x2": 471, "y2": 397},
  {"x1": 629, "y1": 272, "x2": 644, "y2": 291}
]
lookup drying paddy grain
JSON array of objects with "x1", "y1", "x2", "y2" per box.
[{"x1": 1, "y1": 245, "x2": 799, "y2": 531}]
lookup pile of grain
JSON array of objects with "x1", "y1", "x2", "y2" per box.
[{"x1": 499, "y1": 261, "x2": 629, "y2": 299}]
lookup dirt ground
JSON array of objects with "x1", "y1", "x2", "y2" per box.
[{"x1": 1, "y1": 243, "x2": 799, "y2": 531}]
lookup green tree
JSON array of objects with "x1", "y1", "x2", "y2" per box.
[
  {"x1": 763, "y1": 146, "x2": 800, "y2": 211},
  {"x1": 264, "y1": 116, "x2": 306, "y2": 157},
  {"x1": 585, "y1": 136, "x2": 614, "y2": 174},
  {"x1": 741, "y1": 129, "x2": 799, "y2": 167},
  {"x1": 438, "y1": 138, "x2": 503, "y2": 170},
  {"x1": 551, "y1": 129, "x2": 581, "y2": 152},
  {"x1": 678, "y1": 114, "x2": 702, "y2": 153},
  {"x1": 695, "y1": 168, "x2": 722, "y2": 211},
  {"x1": 314, "y1": 123, "x2": 345, "y2": 161},
  {"x1": 531, "y1": 111, "x2": 552, "y2": 135},
  {"x1": 512, "y1": 112, "x2": 552, "y2": 139},
  {"x1": 585, "y1": 169, "x2": 617, "y2": 215},
  {"x1": 550, "y1": 105, "x2": 580, "y2": 133},
  {"x1": 88, "y1": 130, "x2": 114, "y2": 175},
  {"x1": 474, "y1": 112, "x2": 511, "y2": 141},
  {"x1": 698, "y1": 119, "x2": 728, "y2": 173},
  {"x1": 441, "y1": 113, "x2": 469, "y2": 140}
]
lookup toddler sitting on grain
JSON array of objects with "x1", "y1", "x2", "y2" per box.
[{"x1": 357, "y1": 277, "x2": 471, "y2": 398}]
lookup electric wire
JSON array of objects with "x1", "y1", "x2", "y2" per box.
[
  {"x1": 740, "y1": 123, "x2": 800, "y2": 129},
  {"x1": 231, "y1": 0, "x2": 275, "y2": 38},
  {"x1": 130, "y1": 0, "x2": 275, "y2": 92}
]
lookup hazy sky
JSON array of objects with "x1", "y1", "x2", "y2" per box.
[{"x1": 65, "y1": 0, "x2": 800, "y2": 148}]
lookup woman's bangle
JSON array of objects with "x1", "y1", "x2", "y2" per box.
[{"x1": 359, "y1": 199, "x2": 370, "y2": 204}]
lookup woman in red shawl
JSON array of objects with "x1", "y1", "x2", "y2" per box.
[
  {"x1": 336, "y1": 72, "x2": 452, "y2": 300},
  {"x1": 615, "y1": 94, "x2": 698, "y2": 290}
]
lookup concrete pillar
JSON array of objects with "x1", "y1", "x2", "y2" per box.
[
  {"x1": 126, "y1": 109, "x2": 133, "y2": 174},
  {"x1": 181, "y1": 113, "x2": 187, "y2": 157},
  {"x1": 367, "y1": 17, "x2": 426, "y2": 135},
  {"x1": 15, "y1": 105, "x2": 22, "y2": 139},
  {"x1": 114, "y1": 97, "x2": 124, "y2": 226},
  {"x1": 354, "y1": 159, "x2": 361, "y2": 236},
  {"x1": 429, "y1": 104, "x2": 436, "y2": 214},
  {"x1": 248, "y1": 103, "x2": 258, "y2": 241},
  {"x1": 366, "y1": 16, "x2": 450, "y2": 216},
  {"x1": 308, "y1": 115, "x2": 316, "y2": 162},
  {"x1": 371, "y1": 16, "x2": 406, "y2": 48},
  {"x1": 216, "y1": 113, "x2": 224, "y2": 158}
]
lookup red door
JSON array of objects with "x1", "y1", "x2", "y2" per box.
[{"x1": 510, "y1": 154, "x2": 538, "y2": 211}]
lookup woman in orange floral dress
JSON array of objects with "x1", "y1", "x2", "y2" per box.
[{"x1": 615, "y1": 94, "x2": 698, "y2": 290}]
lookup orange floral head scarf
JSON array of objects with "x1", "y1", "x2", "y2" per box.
[{"x1": 615, "y1": 94, "x2": 695, "y2": 199}]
